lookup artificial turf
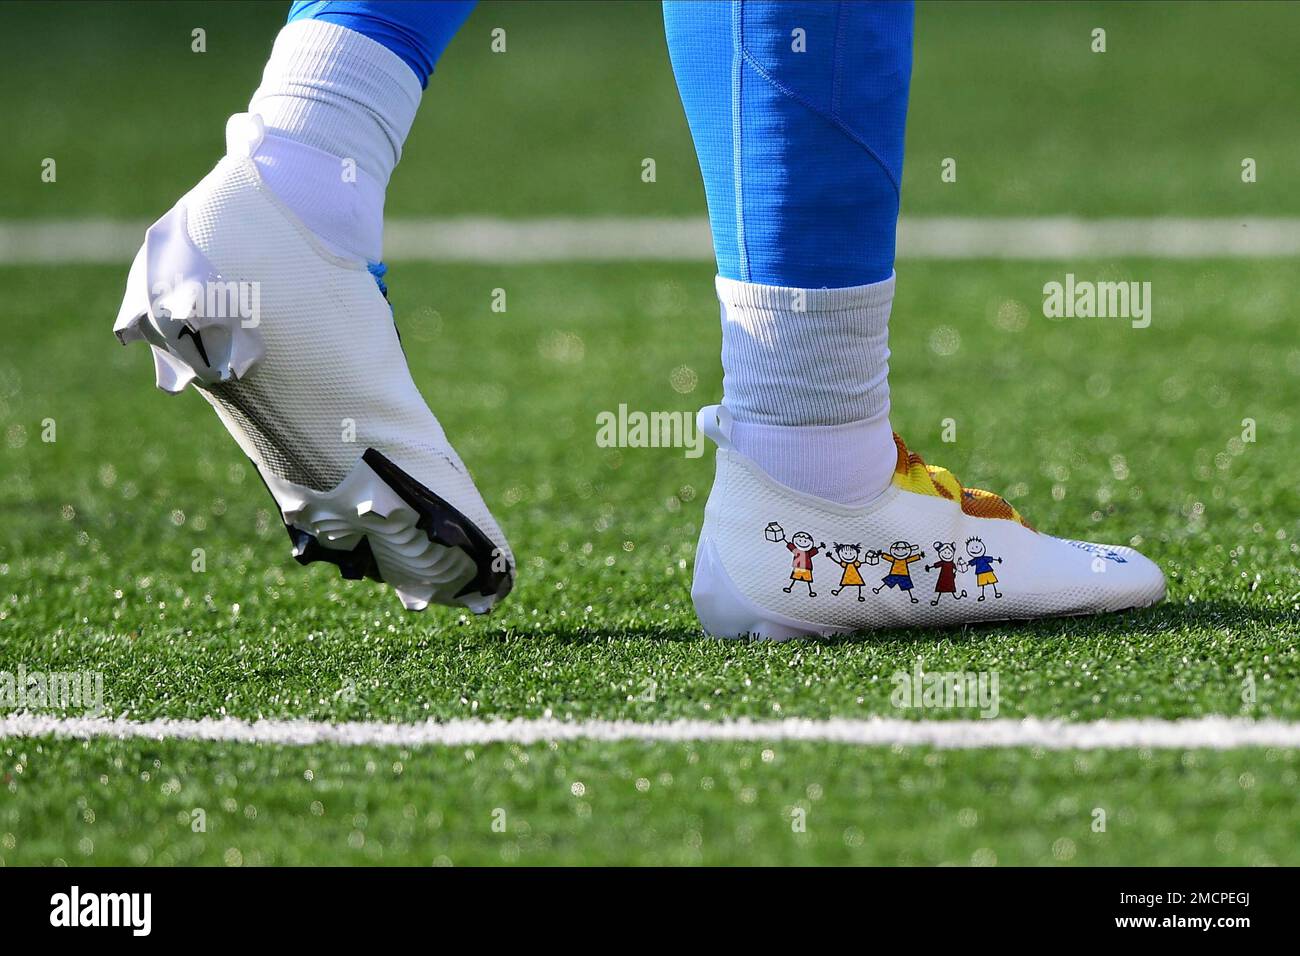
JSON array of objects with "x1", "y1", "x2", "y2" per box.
[
  {"x1": 3, "y1": 739, "x2": 1297, "y2": 866},
  {"x1": 2, "y1": 258, "x2": 1296, "y2": 726}
]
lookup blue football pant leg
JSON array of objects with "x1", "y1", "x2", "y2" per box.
[{"x1": 664, "y1": 1, "x2": 914, "y2": 288}]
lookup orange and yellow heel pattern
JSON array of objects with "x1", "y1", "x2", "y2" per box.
[{"x1": 890, "y1": 434, "x2": 1034, "y2": 530}]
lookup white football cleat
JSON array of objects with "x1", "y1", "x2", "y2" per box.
[
  {"x1": 691, "y1": 405, "x2": 1165, "y2": 639},
  {"x1": 113, "y1": 113, "x2": 513, "y2": 614}
]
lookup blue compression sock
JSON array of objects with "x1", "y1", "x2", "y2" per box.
[
  {"x1": 288, "y1": 1, "x2": 477, "y2": 88},
  {"x1": 663, "y1": 1, "x2": 913, "y2": 288}
]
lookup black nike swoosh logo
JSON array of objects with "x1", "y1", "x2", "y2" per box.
[{"x1": 177, "y1": 323, "x2": 210, "y2": 367}]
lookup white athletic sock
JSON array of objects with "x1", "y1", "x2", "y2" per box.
[
  {"x1": 716, "y1": 274, "x2": 897, "y2": 508},
  {"x1": 245, "y1": 19, "x2": 424, "y2": 262}
]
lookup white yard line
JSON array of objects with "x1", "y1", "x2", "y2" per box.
[
  {"x1": 1, "y1": 714, "x2": 1297, "y2": 750},
  {"x1": 3, "y1": 216, "x2": 1299, "y2": 264}
]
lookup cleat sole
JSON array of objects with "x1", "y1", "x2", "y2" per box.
[{"x1": 260, "y1": 449, "x2": 514, "y2": 614}]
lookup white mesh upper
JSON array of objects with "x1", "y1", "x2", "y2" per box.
[{"x1": 166, "y1": 156, "x2": 512, "y2": 578}]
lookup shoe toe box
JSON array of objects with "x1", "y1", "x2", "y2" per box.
[{"x1": 1061, "y1": 538, "x2": 1167, "y2": 611}]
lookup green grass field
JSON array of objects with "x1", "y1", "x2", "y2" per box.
[{"x1": 1, "y1": 0, "x2": 1298, "y2": 866}]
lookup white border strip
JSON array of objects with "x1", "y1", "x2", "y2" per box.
[
  {"x1": 3, "y1": 216, "x2": 1298, "y2": 264},
  {"x1": 2, "y1": 714, "x2": 1297, "y2": 750}
]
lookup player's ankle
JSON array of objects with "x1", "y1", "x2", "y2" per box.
[
  {"x1": 729, "y1": 414, "x2": 896, "y2": 509},
  {"x1": 240, "y1": 18, "x2": 424, "y2": 262},
  {"x1": 249, "y1": 19, "x2": 421, "y2": 188},
  {"x1": 250, "y1": 130, "x2": 385, "y2": 262},
  {"x1": 715, "y1": 273, "x2": 897, "y2": 508}
]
